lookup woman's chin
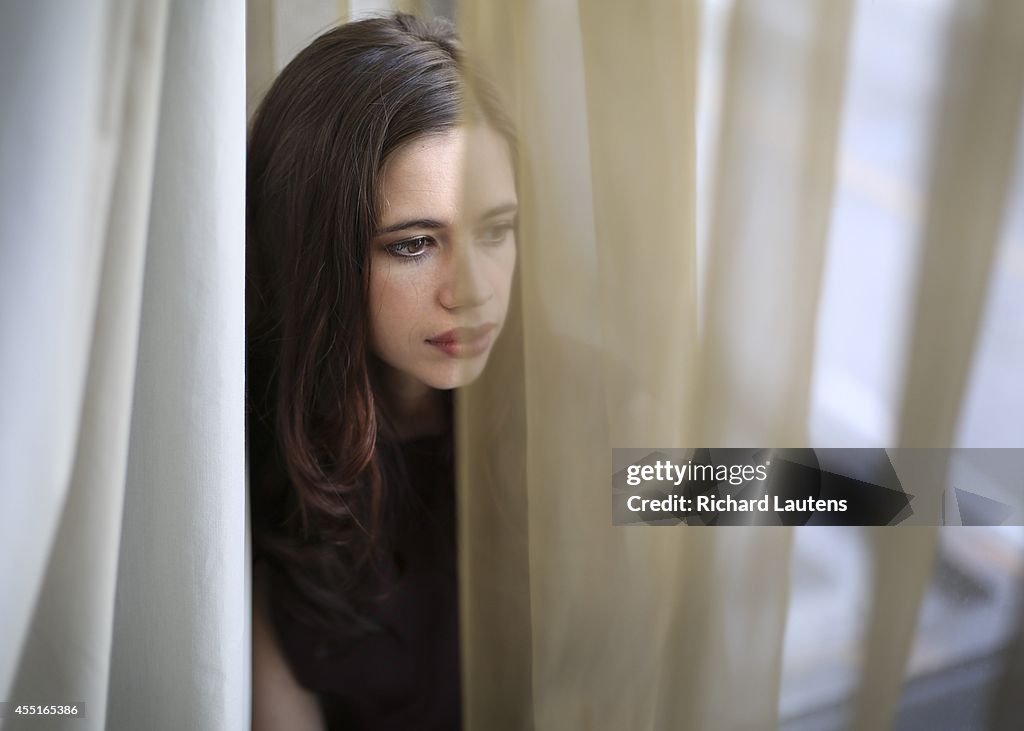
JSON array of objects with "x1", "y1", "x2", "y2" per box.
[{"x1": 423, "y1": 355, "x2": 490, "y2": 390}]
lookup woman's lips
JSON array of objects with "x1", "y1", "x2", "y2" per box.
[{"x1": 427, "y1": 324, "x2": 497, "y2": 358}]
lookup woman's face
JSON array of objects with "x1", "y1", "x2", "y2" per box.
[{"x1": 368, "y1": 125, "x2": 517, "y2": 394}]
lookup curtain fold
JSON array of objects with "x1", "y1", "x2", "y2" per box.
[
  {"x1": 456, "y1": 0, "x2": 835, "y2": 728},
  {"x1": 1, "y1": 0, "x2": 246, "y2": 728},
  {"x1": 5, "y1": 1, "x2": 171, "y2": 728},
  {"x1": 0, "y1": 0, "x2": 125, "y2": 702},
  {"x1": 856, "y1": 1, "x2": 1024, "y2": 728},
  {"x1": 897, "y1": 0, "x2": 1024, "y2": 450},
  {"x1": 106, "y1": 0, "x2": 247, "y2": 727},
  {"x1": 688, "y1": 5, "x2": 854, "y2": 723},
  {"x1": 700, "y1": 0, "x2": 853, "y2": 447}
]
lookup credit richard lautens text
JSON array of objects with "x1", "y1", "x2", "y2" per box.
[{"x1": 624, "y1": 459, "x2": 849, "y2": 514}]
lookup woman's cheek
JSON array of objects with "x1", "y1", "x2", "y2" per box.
[{"x1": 496, "y1": 244, "x2": 516, "y2": 295}]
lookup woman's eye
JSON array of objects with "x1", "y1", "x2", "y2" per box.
[
  {"x1": 385, "y1": 236, "x2": 434, "y2": 259},
  {"x1": 478, "y1": 222, "x2": 514, "y2": 246}
]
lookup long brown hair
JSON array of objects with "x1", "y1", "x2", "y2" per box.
[{"x1": 246, "y1": 13, "x2": 509, "y2": 639}]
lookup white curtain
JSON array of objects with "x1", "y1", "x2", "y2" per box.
[{"x1": 0, "y1": 0, "x2": 247, "y2": 728}]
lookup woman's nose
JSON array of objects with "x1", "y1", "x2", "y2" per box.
[{"x1": 439, "y1": 237, "x2": 491, "y2": 310}]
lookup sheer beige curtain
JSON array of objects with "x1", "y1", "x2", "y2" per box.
[
  {"x1": 457, "y1": 0, "x2": 1024, "y2": 729},
  {"x1": 459, "y1": 0, "x2": 792, "y2": 726},
  {"x1": 857, "y1": 1, "x2": 1024, "y2": 728}
]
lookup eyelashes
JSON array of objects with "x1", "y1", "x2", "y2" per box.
[
  {"x1": 384, "y1": 235, "x2": 434, "y2": 262},
  {"x1": 477, "y1": 221, "x2": 516, "y2": 246},
  {"x1": 381, "y1": 221, "x2": 516, "y2": 263}
]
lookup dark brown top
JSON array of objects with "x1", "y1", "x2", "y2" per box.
[{"x1": 268, "y1": 431, "x2": 460, "y2": 730}]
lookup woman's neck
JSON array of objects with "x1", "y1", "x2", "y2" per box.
[{"x1": 378, "y1": 368, "x2": 447, "y2": 440}]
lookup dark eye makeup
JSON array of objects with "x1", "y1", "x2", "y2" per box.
[
  {"x1": 383, "y1": 235, "x2": 435, "y2": 261},
  {"x1": 379, "y1": 217, "x2": 516, "y2": 262}
]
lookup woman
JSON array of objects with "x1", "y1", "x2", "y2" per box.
[{"x1": 246, "y1": 13, "x2": 518, "y2": 730}]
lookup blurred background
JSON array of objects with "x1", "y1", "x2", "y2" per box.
[
  {"x1": 716, "y1": 1, "x2": 1024, "y2": 727},
  {"x1": 698, "y1": 1, "x2": 1023, "y2": 728}
]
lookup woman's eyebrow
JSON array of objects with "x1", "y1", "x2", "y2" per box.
[
  {"x1": 376, "y1": 218, "x2": 448, "y2": 235},
  {"x1": 375, "y1": 203, "x2": 519, "y2": 236},
  {"x1": 479, "y1": 202, "x2": 519, "y2": 220}
]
